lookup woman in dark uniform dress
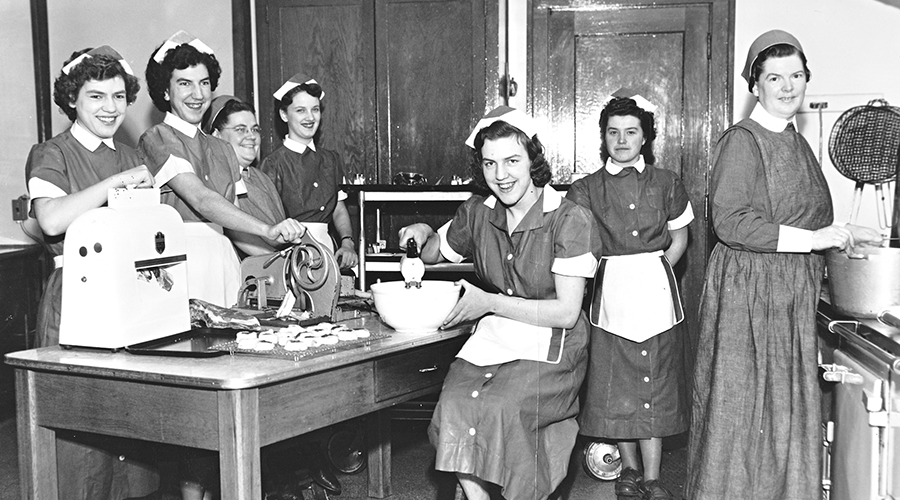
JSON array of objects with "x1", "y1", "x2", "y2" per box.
[
  {"x1": 202, "y1": 94, "x2": 287, "y2": 256},
  {"x1": 259, "y1": 74, "x2": 358, "y2": 270},
  {"x1": 568, "y1": 90, "x2": 692, "y2": 500},
  {"x1": 25, "y1": 46, "x2": 158, "y2": 500},
  {"x1": 685, "y1": 30, "x2": 883, "y2": 500},
  {"x1": 139, "y1": 31, "x2": 305, "y2": 309},
  {"x1": 399, "y1": 106, "x2": 601, "y2": 500}
]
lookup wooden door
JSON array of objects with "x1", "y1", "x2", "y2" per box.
[
  {"x1": 257, "y1": 0, "x2": 377, "y2": 180},
  {"x1": 530, "y1": 0, "x2": 733, "y2": 357},
  {"x1": 257, "y1": 0, "x2": 499, "y2": 185}
]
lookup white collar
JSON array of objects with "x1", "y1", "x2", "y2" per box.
[
  {"x1": 284, "y1": 137, "x2": 317, "y2": 154},
  {"x1": 604, "y1": 155, "x2": 646, "y2": 175},
  {"x1": 163, "y1": 112, "x2": 200, "y2": 138},
  {"x1": 71, "y1": 121, "x2": 116, "y2": 152},
  {"x1": 749, "y1": 103, "x2": 798, "y2": 133},
  {"x1": 483, "y1": 184, "x2": 563, "y2": 212}
]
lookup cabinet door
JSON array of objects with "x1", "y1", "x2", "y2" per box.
[{"x1": 257, "y1": 0, "x2": 499, "y2": 184}]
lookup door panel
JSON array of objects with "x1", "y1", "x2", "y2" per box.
[
  {"x1": 375, "y1": 0, "x2": 487, "y2": 184},
  {"x1": 257, "y1": 0, "x2": 376, "y2": 179}
]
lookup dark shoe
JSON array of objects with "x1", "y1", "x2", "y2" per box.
[
  {"x1": 615, "y1": 467, "x2": 643, "y2": 498},
  {"x1": 311, "y1": 464, "x2": 341, "y2": 495},
  {"x1": 641, "y1": 479, "x2": 674, "y2": 500}
]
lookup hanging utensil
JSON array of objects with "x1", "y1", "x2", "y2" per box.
[{"x1": 828, "y1": 99, "x2": 900, "y2": 227}]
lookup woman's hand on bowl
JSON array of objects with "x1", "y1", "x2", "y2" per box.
[
  {"x1": 442, "y1": 279, "x2": 491, "y2": 328},
  {"x1": 398, "y1": 223, "x2": 434, "y2": 250}
]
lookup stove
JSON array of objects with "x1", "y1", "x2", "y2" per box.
[{"x1": 817, "y1": 299, "x2": 900, "y2": 500}]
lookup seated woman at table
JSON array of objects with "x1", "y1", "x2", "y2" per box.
[
  {"x1": 202, "y1": 94, "x2": 287, "y2": 257},
  {"x1": 399, "y1": 106, "x2": 601, "y2": 500},
  {"x1": 25, "y1": 45, "x2": 159, "y2": 500},
  {"x1": 140, "y1": 30, "x2": 306, "y2": 308}
]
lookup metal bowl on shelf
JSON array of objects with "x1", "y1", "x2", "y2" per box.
[{"x1": 370, "y1": 280, "x2": 461, "y2": 333}]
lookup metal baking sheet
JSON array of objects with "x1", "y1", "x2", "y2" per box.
[
  {"x1": 125, "y1": 328, "x2": 241, "y2": 357},
  {"x1": 208, "y1": 331, "x2": 391, "y2": 361}
]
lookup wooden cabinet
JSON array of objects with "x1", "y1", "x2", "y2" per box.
[
  {"x1": 255, "y1": 0, "x2": 501, "y2": 185},
  {"x1": 0, "y1": 245, "x2": 46, "y2": 419}
]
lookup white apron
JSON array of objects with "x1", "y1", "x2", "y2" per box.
[
  {"x1": 304, "y1": 222, "x2": 334, "y2": 252},
  {"x1": 184, "y1": 222, "x2": 241, "y2": 307},
  {"x1": 590, "y1": 250, "x2": 683, "y2": 343},
  {"x1": 456, "y1": 315, "x2": 564, "y2": 366}
]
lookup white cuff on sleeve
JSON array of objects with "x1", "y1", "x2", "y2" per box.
[
  {"x1": 154, "y1": 154, "x2": 195, "y2": 187},
  {"x1": 776, "y1": 225, "x2": 813, "y2": 253},
  {"x1": 667, "y1": 201, "x2": 695, "y2": 230},
  {"x1": 27, "y1": 177, "x2": 67, "y2": 201},
  {"x1": 437, "y1": 221, "x2": 465, "y2": 263},
  {"x1": 551, "y1": 252, "x2": 598, "y2": 278}
]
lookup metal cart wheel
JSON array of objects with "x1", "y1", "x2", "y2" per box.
[
  {"x1": 582, "y1": 441, "x2": 622, "y2": 481},
  {"x1": 326, "y1": 425, "x2": 367, "y2": 474}
]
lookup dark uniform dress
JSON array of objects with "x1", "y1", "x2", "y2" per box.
[
  {"x1": 428, "y1": 186, "x2": 600, "y2": 500},
  {"x1": 567, "y1": 158, "x2": 692, "y2": 439},
  {"x1": 259, "y1": 138, "x2": 347, "y2": 250},
  {"x1": 24, "y1": 122, "x2": 158, "y2": 500},
  {"x1": 231, "y1": 166, "x2": 287, "y2": 256},
  {"x1": 685, "y1": 106, "x2": 833, "y2": 500},
  {"x1": 139, "y1": 112, "x2": 243, "y2": 306}
]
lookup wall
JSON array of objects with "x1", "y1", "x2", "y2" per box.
[{"x1": 0, "y1": 0, "x2": 232, "y2": 245}]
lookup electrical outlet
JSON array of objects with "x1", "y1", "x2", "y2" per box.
[{"x1": 11, "y1": 196, "x2": 28, "y2": 221}]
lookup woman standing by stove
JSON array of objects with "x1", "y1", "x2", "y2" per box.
[{"x1": 685, "y1": 30, "x2": 883, "y2": 500}]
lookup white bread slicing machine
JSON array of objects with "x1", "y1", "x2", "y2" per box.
[{"x1": 59, "y1": 187, "x2": 190, "y2": 349}]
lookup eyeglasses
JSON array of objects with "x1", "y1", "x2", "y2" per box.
[{"x1": 221, "y1": 125, "x2": 262, "y2": 136}]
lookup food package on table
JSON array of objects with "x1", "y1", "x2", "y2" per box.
[{"x1": 190, "y1": 298, "x2": 260, "y2": 329}]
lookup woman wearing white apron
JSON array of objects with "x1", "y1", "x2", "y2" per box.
[{"x1": 568, "y1": 90, "x2": 693, "y2": 500}]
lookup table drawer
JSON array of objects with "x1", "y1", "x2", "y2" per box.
[{"x1": 374, "y1": 336, "x2": 466, "y2": 402}]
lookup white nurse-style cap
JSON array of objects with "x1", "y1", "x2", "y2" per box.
[
  {"x1": 604, "y1": 87, "x2": 657, "y2": 114},
  {"x1": 62, "y1": 45, "x2": 134, "y2": 76},
  {"x1": 464, "y1": 106, "x2": 539, "y2": 149},
  {"x1": 273, "y1": 72, "x2": 324, "y2": 101},
  {"x1": 152, "y1": 30, "x2": 215, "y2": 64},
  {"x1": 740, "y1": 29, "x2": 804, "y2": 85}
]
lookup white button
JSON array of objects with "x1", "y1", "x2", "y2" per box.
[
  {"x1": 629, "y1": 203, "x2": 635, "y2": 209},
  {"x1": 507, "y1": 289, "x2": 513, "y2": 295},
  {"x1": 119, "y1": 455, "x2": 126, "y2": 461},
  {"x1": 641, "y1": 350, "x2": 647, "y2": 356},
  {"x1": 643, "y1": 377, "x2": 650, "y2": 383},
  {"x1": 204, "y1": 175, "x2": 209, "y2": 180},
  {"x1": 313, "y1": 182, "x2": 319, "y2": 187},
  {"x1": 632, "y1": 230, "x2": 639, "y2": 236},
  {"x1": 485, "y1": 373, "x2": 493, "y2": 378},
  {"x1": 644, "y1": 403, "x2": 650, "y2": 409},
  {"x1": 320, "y1": 206, "x2": 325, "y2": 211},
  {"x1": 468, "y1": 428, "x2": 476, "y2": 436},
  {"x1": 471, "y1": 391, "x2": 479, "y2": 398},
  {"x1": 507, "y1": 254, "x2": 513, "y2": 260}
]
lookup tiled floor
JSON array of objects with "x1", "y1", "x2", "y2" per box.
[{"x1": 0, "y1": 416, "x2": 688, "y2": 500}]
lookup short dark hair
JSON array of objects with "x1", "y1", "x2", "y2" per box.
[
  {"x1": 468, "y1": 121, "x2": 551, "y2": 190},
  {"x1": 203, "y1": 97, "x2": 255, "y2": 135},
  {"x1": 145, "y1": 42, "x2": 221, "y2": 112},
  {"x1": 598, "y1": 97, "x2": 657, "y2": 165},
  {"x1": 53, "y1": 48, "x2": 141, "y2": 122},
  {"x1": 749, "y1": 43, "x2": 811, "y2": 93}
]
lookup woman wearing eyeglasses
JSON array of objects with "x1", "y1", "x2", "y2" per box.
[{"x1": 203, "y1": 95, "x2": 287, "y2": 256}]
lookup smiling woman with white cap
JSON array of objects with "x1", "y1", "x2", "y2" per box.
[
  {"x1": 139, "y1": 31, "x2": 306, "y2": 309},
  {"x1": 685, "y1": 30, "x2": 883, "y2": 500},
  {"x1": 25, "y1": 45, "x2": 160, "y2": 500},
  {"x1": 398, "y1": 106, "x2": 601, "y2": 500},
  {"x1": 258, "y1": 73, "x2": 358, "y2": 270}
]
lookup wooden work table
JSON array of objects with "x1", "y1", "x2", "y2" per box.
[{"x1": 5, "y1": 313, "x2": 471, "y2": 499}]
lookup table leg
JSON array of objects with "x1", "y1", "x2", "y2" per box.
[
  {"x1": 16, "y1": 369, "x2": 58, "y2": 500},
  {"x1": 217, "y1": 389, "x2": 261, "y2": 500},
  {"x1": 366, "y1": 408, "x2": 391, "y2": 498}
]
